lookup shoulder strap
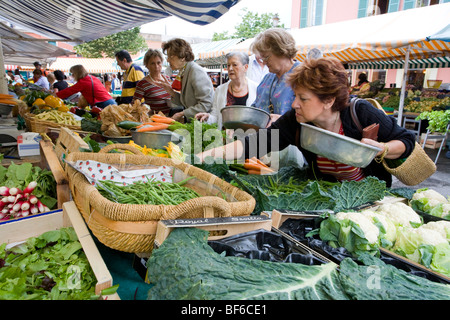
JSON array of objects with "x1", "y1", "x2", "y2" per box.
[
  {"x1": 350, "y1": 97, "x2": 363, "y2": 132},
  {"x1": 89, "y1": 75, "x2": 95, "y2": 106}
]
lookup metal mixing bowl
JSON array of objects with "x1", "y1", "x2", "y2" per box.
[
  {"x1": 300, "y1": 123, "x2": 382, "y2": 168},
  {"x1": 0, "y1": 103, "x2": 14, "y2": 116},
  {"x1": 221, "y1": 106, "x2": 270, "y2": 130},
  {"x1": 131, "y1": 129, "x2": 183, "y2": 149}
]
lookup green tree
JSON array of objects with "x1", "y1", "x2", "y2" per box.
[
  {"x1": 74, "y1": 27, "x2": 148, "y2": 58},
  {"x1": 212, "y1": 8, "x2": 285, "y2": 40}
]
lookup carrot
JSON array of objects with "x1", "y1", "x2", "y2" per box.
[
  {"x1": 243, "y1": 163, "x2": 265, "y2": 171},
  {"x1": 0, "y1": 99, "x2": 17, "y2": 105},
  {"x1": 247, "y1": 169, "x2": 261, "y2": 175},
  {"x1": 136, "y1": 121, "x2": 155, "y2": 129},
  {"x1": 150, "y1": 115, "x2": 175, "y2": 124},
  {"x1": 0, "y1": 94, "x2": 14, "y2": 99},
  {"x1": 255, "y1": 158, "x2": 270, "y2": 168},
  {"x1": 245, "y1": 158, "x2": 258, "y2": 164},
  {"x1": 136, "y1": 123, "x2": 169, "y2": 132}
]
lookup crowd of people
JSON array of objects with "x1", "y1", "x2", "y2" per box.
[{"x1": 12, "y1": 27, "x2": 415, "y2": 187}]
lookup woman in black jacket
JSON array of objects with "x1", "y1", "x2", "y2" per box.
[{"x1": 197, "y1": 57, "x2": 415, "y2": 187}]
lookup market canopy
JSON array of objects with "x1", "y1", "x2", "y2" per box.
[
  {"x1": 348, "y1": 56, "x2": 450, "y2": 70},
  {"x1": 48, "y1": 57, "x2": 121, "y2": 74},
  {"x1": 193, "y1": 38, "x2": 245, "y2": 68},
  {"x1": 0, "y1": 0, "x2": 240, "y2": 43},
  {"x1": 0, "y1": 21, "x2": 73, "y2": 65},
  {"x1": 291, "y1": 3, "x2": 450, "y2": 64}
]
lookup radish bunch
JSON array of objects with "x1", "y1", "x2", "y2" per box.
[{"x1": 0, "y1": 181, "x2": 50, "y2": 220}]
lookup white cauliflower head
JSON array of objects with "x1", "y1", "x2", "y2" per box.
[
  {"x1": 420, "y1": 221, "x2": 450, "y2": 241},
  {"x1": 376, "y1": 202, "x2": 422, "y2": 227},
  {"x1": 415, "y1": 226, "x2": 448, "y2": 246},
  {"x1": 412, "y1": 189, "x2": 448, "y2": 205},
  {"x1": 336, "y1": 211, "x2": 379, "y2": 244},
  {"x1": 360, "y1": 209, "x2": 397, "y2": 245}
]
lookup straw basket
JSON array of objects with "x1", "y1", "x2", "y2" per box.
[
  {"x1": 382, "y1": 142, "x2": 436, "y2": 186},
  {"x1": 65, "y1": 146, "x2": 256, "y2": 253},
  {"x1": 25, "y1": 113, "x2": 82, "y2": 134}
]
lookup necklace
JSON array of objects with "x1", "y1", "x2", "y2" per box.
[{"x1": 230, "y1": 80, "x2": 247, "y2": 97}]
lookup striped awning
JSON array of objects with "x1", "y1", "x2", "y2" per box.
[
  {"x1": 347, "y1": 56, "x2": 450, "y2": 70},
  {"x1": 194, "y1": 38, "x2": 245, "y2": 67},
  {"x1": 0, "y1": 0, "x2": 240, "y2": 43},
  {"x1": 49, "y1": 57, "x2": 121, "y2": 74},
  {"x1": 292, "y1": 4, "x2": 450, "y2": 65}
]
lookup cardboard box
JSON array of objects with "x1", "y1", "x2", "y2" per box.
[
  {"x1": 17, "y1": 133, "x2": 41, "y2": 157},
  {"x1": 0, "y1": 201, "x2": 117, "y2": 298}
]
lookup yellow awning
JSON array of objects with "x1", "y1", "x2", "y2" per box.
[{"x1": 49, "y1": 57, "x2": 121, "y2": 74}]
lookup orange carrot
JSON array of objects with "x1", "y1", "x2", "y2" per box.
[
  {"x1": 247, "y1": 169, "x2": 261, "y2": 175},
  {"x1": 245, "y1": 158, "x2": 258, "y2": 164},
  {"x1": 243, "y1": 163, "x2": 265, "y2": 171},
  {"x1": 136, "y1": 123, "x2": 169, "y2": 132},
  {"x1": 136, "y1": 121, "x2": 156, "y2": 129},
  {"x1": 255, "y1": 158, "x2": 270, "y2": 168},
  {"x1": 150, "y1": 114, "x2": 175, "y2": 124}
]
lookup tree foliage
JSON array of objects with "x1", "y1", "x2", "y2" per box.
[
  {"x1": 74, "y1": 27, "x2": 147, "y2": 58},
  {"x1": 212, "y1": 8, "x2": 285, "y2": 41}
]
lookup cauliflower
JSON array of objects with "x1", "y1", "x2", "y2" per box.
[
  {"x1": 336, "y1": 211, "x2": 379, "y2": 244},
  {"x1": 420, "y1": 221, "x2": 450, "y2": 241},
  {"x1": 415, "y1": 227, "x2": 448, "y2": 246},
  {"x1": 375, "y1": 202, "x2": 422, "y2": 227},
  {"x1": 360, "y1": 209, "x2": 397, "y2": 247},
  {"x1": 412, "y1": 189, "x2": 448, "y2": 205}
]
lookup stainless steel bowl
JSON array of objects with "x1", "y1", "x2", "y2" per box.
[
  {"x1": 300, "y1": 123, "x2": 382, "y2": 168},
  {"x1": 131, "y1": 129, "x2": 183, "y2": 149},
  {"x1": 0, "y1": 103, "x2": 14, "y2": 116},
  {"x1": 221, "y1": 105, "x2": 270, "y2": 130},
  {"x1": 102, "y1": 135, "x2": 132, "y2": 144}
]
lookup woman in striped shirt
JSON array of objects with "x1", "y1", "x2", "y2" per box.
[
  {"x1": 196, "y1": 57, "x2": 415, "y2": 187},
  {"x1": 132, "y1": 49, "x2": 171, "y2": 115}
]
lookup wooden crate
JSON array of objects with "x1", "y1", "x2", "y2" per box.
[
  {"x1": 0, "y1": 201, "x2": 116, "y2": 298},
  {"x1": 39, "y1": 139, "x2": 71, "y2": 209},
  {"x1": 420, "y1": 133, "x2": 445, "y2": 149},
  {"x1": 53, "y1": 127, "x2": 90, "y2": 168}
]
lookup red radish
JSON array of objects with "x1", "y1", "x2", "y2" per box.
[
  {"x1": 23, "y1": 181, "x2": 37, "y2": 195},
  {"x1": 37, "y1": 200, "x2": 46, "y2": 213},
  {"x1": 28, "y1": 195, "x2": 38, "y2": 204},
  {"x1": 21, "y1": 210, "x2": 29, "y2": 217},
  {"x1": 12, "y1": 194, "x2": 23, "y2": 204},
  {"x1": 13, "y1": 201, "x2": 24, "y2": 212},
  {"x1": 0, "y1": 186, "x2": 9, "y2": 196},
  {"x1": 21, "y1": 202, "x2": 30, "y2": 211},
  {"x1": 9, "y1": 187, "x2": 22, "y2": 196},
  {"x1": 7, "y1": 196, "x2": 15, "y2": 203},
  {"x1": 30, "y1": 205, "x2": 39, "y2": 215}
]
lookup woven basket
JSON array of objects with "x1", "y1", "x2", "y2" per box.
[
  {"x1": 26, "y1": 113, "x2": 82, "y2": 134},
  {"x1": 65, "y1": 149, "x2": 256, "y2": 253},
  {"x1": 382, "y1": 142, "x2": 436, "y2": 186}
]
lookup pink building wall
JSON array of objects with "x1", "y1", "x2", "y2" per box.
[{"x1": 290, "y1": 0, "x2": 450, "y2": 88}]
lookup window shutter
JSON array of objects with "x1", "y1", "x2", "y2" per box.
[
  {"x1": 300, "y1": 0, "x2": 309, "y2": 28},
  {"x1": 314, "y1": 0, "x2": 324, "y2": 25},
  {"x1": 403, "y1": 0, "x2": 416, "y2": 10},
  {"x1": 388, "y1": 0, "x2": 400, "y2": 12},
  {"x1": 358, "y1": 0, "x2": 369, "y2": 18}
]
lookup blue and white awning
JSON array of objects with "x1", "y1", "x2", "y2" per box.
[{"x1": 0, "y1": 0, "x2": 240, "y2": 42}]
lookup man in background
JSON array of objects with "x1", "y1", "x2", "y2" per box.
[{"x1": 115, "y1": 50, "x2": 144, "y2": 104}]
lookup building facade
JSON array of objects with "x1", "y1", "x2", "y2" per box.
[{"x1": 290, "y1": 0, "x2": 450, "y2": 88}]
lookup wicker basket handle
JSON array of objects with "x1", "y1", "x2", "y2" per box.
[
  {"x1": 99, "y1": 143, "x2": 143, "y2": 154},
  {"x1": 161, "y1": 196, "x2": 232, "y2": 220}
]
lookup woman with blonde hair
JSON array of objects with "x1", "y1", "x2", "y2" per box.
[
  {"x1": 132, "y1": 49, "x2": 172, "y2": 115},
  {"x1": 56, "y1": 64, "x2": 116, "y2": 108},
  {"x1": 250, "y1": 28, "x2": 300, "y2": 124}
]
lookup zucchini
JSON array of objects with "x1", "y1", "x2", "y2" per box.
[{"x1": 117, "y1": 120, "x2": 142, "y2": 130}]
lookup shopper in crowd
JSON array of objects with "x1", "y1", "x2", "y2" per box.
[
  {"x1": 55, "y1": 65, "x2": 116, "y2": 109},
  {"x1": 153, "y1": 38, "x2": 214, "y2": 122},
  {"x1": 195, "y1": 51, "x2": 258, "y2": 129},
  {"x1": 132, "y1": 49, "x2": 172, "y2": 115},
  {"x1": 47, "y1": 73, "x2": 56, "y2": 88},
  {"x1": 196, "y1": 57, "x2": 416, "y2": 188},
  {"x1": 246, "y1": 53, "x2": 269, "y2": 85},
  {"x1": 52, "y1": 70, "x2": 69, "y2": 93},
  {"x1": 250, "y1": 28, "x2": 301, "y2": 125},
  {"x1": 32, "y1": 69, "x2": 50, "y2": 90},
  {"x1": 115, "y1": 50, "x2": 145, "y2": 104}
]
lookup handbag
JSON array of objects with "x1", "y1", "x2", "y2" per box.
[{"x1": 350, "y1": 98, "x2": 436, "y2": 186}]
